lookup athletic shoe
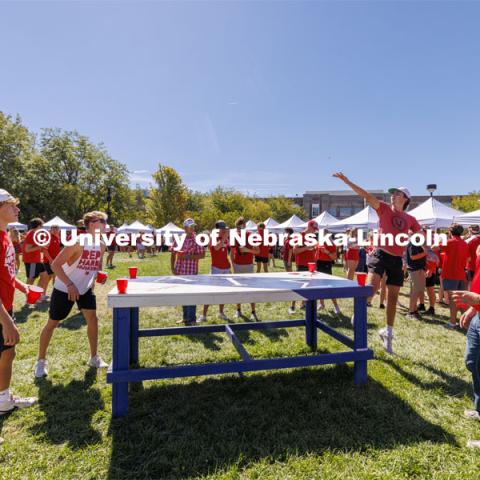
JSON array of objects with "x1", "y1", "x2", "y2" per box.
[
  {"x1": 0, "y1": 394, "x2": 37, "y2": 415},
  {"x1": 417, "y1": 303, "x2": 426, "y2": 312},
  {"x1": 288, "y1": 306, "x2": 296, "y2": 315},
  {"x1": 425, "y1": 307, "x2": 435, "y2": 315},
  {"x1": 39, "y1": 294, "x2": 50, "y2": 303},
  {"x1": 406, "y1": 312, "x2": 421, "y2": 320},
  {"x1": 234, "y1": 310, "x2": 241, "y2": 319},
  {"x1": 197, "y1": 315, "x2": 207, "y2": 323},
  {"x1": 317, "y1": 304, "x2": 325, "y2": 311},
  {"x1": 378, "y1": 328, "x2": 394, "y2": 354},
  {"x1": 444, "y1": 322, "x2": 458, "y2": 330},
  {"x1": 334, "y1": 304, "x2": 342, "y2": 315},
  {"x1": 88, "y1": 355, "x2": 109, "y2": 368},
  {"x1": 250, "y1": 312, "x2": 259, "y2": 322},
  {"x1": 467, "y1": 440, "x2": 480, "y2": 448},
  {"x1": 218, "y1": 312, "x2": 228, "y2": 321},
  {"x1": 379, "y1": 303, "x2": 385, "y2": 309},
  {"x1": 300, "y1": 304, "x2": 306, "y2": 310},
  {"x1": 34, "y1": 359, "x2": 48, "y2": 378},
  {"x1": 464, "y1": 409, "x2": 480, "y2": 421}
]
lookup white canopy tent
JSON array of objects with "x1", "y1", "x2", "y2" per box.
[
  {"x1": 124, "y1": 221, "x2": 152, "y2": 233},
  {"x1": 453, "y1": 209, "x2": 480, "y2": 226},
  {"x1": 43, "y1": 216, "x2": 76, "y2": 230},
  {"x1": 271, "y1": 214, "x2": 305, "y2": 233},
  {"x1": 409, "y1": 198, "x2": 463, "y2": 229},
  {"x1": 329, "y1": 206, "x2": 379, "y2": 231},
  {"x1": 7, "y1": 222, "x2": 27, "y2": 231},
  {"x1": 245, "y1": 220, "x2": 257, "y2": 231},
  {"x1": 156, "y1": 222, "x2": 185, "y2": 234},
  {"x1": 298, "y1": 211, "x2": 339, "y2": 230},
  {"x1": 263, "y1": 217, "x2": 280, "y2": 229},
  {"x1": 116, "y1": 223, "x2": 129, "y2": 233}
]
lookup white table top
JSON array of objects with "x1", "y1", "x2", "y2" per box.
[{"x1": 107, "y1": 272, "x2": 363, "y2": 308}]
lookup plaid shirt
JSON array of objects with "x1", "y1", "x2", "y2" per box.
[{"x1": 170, "y1": 235, "x2": 205, "y2": 275}]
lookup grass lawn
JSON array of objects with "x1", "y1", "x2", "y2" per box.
[{"x1": 1, "y1": 252, "x2": 479, "y2": 479}]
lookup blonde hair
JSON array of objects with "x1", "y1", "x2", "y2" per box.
[
  {"x1": 0, "y1": 198, "x2": 19, "y2": 208},
  {"x1": 83, "y1": 211, "x2": 108, "y2": 227}
]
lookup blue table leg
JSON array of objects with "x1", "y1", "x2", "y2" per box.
[
  {"x1": 305, "y1": 299, "x2": 317, "y2": 351},
  {"x1": 353, "y1": 296, "x2": 368, "y2": 385},
  {"x1": 112, "y1": 307, "x2": 131, "y2": 418},
  {"x1": 130, "y1": 307, "x2": 139, "y2": 365}
]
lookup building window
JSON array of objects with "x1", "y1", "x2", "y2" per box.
[
  {"x1": 311, "y1": 203, "x2": 320, "y2": 217},
  {"x1": 339, "y1": 207, "x2": 352, "y2": 218},
  {"x1": 327, "y1": 207, "x2": 337, "y2": 217}
]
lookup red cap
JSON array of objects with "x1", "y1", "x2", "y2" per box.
[{"x1": 307, "y1": 220, "x2": 319, "y2": 230}]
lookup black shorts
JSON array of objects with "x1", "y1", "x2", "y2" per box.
[
  {"x1": 44, "y1": 262, "x2": 54, "y2": 275},
  {"x1": 25, "y1": 262, "x2": 45, "y2": 279},
  {"x1": 255, "y1": 256, "x2": 269, "y2": 264},
  {"x1": 296, "y1": 265, "x2": 308, "y2": 272},
  {"x1": 426, "y1": 272, "x2": 437, "y2": 288},
  {"x1": 107, "y1": 244, "x2": 117, "y2": 252},
  {"x1": 49, "y1": 288, "x2": 97, "y2": 321},
  {"x1": 467, "y1": 270, "x2": 475, "y2": 282},
  {"x1": 0, "y1": 310, "x2": 15, "y2": 355},
  {"x1": 367, "y1": 249, "x2": 404, "y2": 287},
  {"x1": 316, "y1": 260, "x2": 333, "y2": 275}
]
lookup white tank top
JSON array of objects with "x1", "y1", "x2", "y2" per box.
[{"x1": 54, "y1": 243, "x2": 102, "y2": 295}]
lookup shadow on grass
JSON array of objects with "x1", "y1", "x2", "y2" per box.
[
  {"x1": 14, "y1": 302, "x2": 50, "y2": 323},
  {"x1": 185, "y1": 333, "x2": 225, "y2": 351},
  {"x1": 60, "y1": 313, "x2": 86, "y2": 330},
  {"x1": 30, "y1": 368, "x2": 104, "y2": 449},
  {"x1": 107, "y1": 365, "x2": 456, "y2": 479}
]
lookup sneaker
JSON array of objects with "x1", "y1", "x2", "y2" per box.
[
  {"x1": 467, "y1": 440, "x2": 480, "y2": 448},
  {"x1": 379, "y1": 303, "x2": 385, "y2": 309},
  {"x1": 34, "y1": 359, "x2": 48, "y2": 378},
  {"x1": 417, "y1": 303, "x2": 426, "y2": 312},
  {"x1": 351, "y1": 315, "x2": 355, "y2": 326},
  {"x1": 334, "y1": 304, "x2": 342, "y2": 315},
  {"x1": 444, "y1": 322, "x2": 458, "y2": 330},
  {"x1": 234, "y1": 310, "x2": 241, "y2": 319},
  {"x1": 39, "y1": 294, "x2": 50, "y2": 303},
  {"x1": 218, "y1": 312, "x2": 228, "y2": 321},
  {"x1": 425, "y1": 306, "x2": 435, "y2": 315},
  {"x1": 378, "y1": 328, "x2": 394, "y2": 354},
  {"x1": 464, "y1": 409, "x2": 480, "y2": 421},
  {"x1": 250, "y1": 312, "x2": 259, "y2": 322},
  {"x1": 0, "y1": 394, "x2": 37, "y2": 415},
  {"x1": 288, "y1": 306, "x2": 296, "y2": 315},
  {"x1": 197, "y1": 315, "x2": 207, "y2": 323},
  {"x1": 317, "y1": 304, "x2": 325, "y2": 311},
  {"x1": 300, "y1": 304, "x2": 306, "y2": 310},
  {"x1": 406, "y1": 312, "x2": 421, "y2": 320},
  {"x1": 88, "y1": 355, "x2": 109, "y2": 368}
]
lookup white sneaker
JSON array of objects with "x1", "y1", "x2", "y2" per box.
[
  {"x1": 378, "y1": 328, "x2": 394, "y2": 354},
  {"x1": 288, "y1": 307, "x2": 296, "y2": 315},
  {"x1": 234, "y1": 310, "x2": 241, "y2": 319},
  {"x1": 197, "y1": 315, "x2": 207, "y2": 323},
  {"x1": 88, "y1": 355, "x2": 108, "y2": 368},
  {"x1": 40, "y1": 294, "x2": 50, "y2": 303},
  {"x1": 334, "y1": 304, "x2": 342, "y2": 315},
  {"x1": 250, "y1": 312, "x2": 259, "y2": 322},
  {"x1": 218, "y1": 312, "x2": 228, "y2": 321},
  {"x1": 0, "y1": 394, "x2": 37, "y2": 415},
  {"x1": 351, "y1": 315, "x2": 355, "y2": 326},
  {"x1": 464, "y1": 409, "x2": 480, "y2": 421},
  {"x1": 34, "y1": 359, "x2": 48, "y2": 378},
  {"x1": 317, "y1": 304, "x2": 325, "y2": 311}
]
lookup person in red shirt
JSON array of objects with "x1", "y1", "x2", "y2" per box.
[
  {"x1": 343, "y1": 228, "x2": 360, "y2": 280},
  {"x1": 441, "y1": 224, "x2": 470, "y2": 328},
  {"x1": 255, "y1": 223, "x2": 270, "y2": 273},
  {"x1": 333, "y1": 173, "x2": 421, "y2": 354},
  {"x1": 23, "y1": 218, "x2": 49, "y2": 294},
  {"x1": 200, "y1": 220, "x2": 231, "y2": 322},
  {"x1": 42, "y1": 225, "x2": 62, "y2": 300},
  {"x1": 282, "y1": 228, "x2": 298, "y2": 315},
  {"x1": 231, "y1": 217, "x2": 260, "y2": 320},
  {"x1": 8, "y1": 228, "x2": 21, "y2": 273},
  {"x1": 0, "y1": 189, "x2": 37, "y2": 416},
  {"x1": 466, "y1": 225, "x2": 480, "y2": 289}
]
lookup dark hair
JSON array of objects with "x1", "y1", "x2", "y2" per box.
[
  {"x1": 450, "y1": 224, "x2": 464, "y2": 236},
  {"x1": 285, "y1": 227, "x2": 294, "y2": 234},
  {"x1": 257, "y1": 222, "x2": 265, "y2": 229},
  {"x1": 235, "y1": 216, "x2": 245, "y2": 227},
  {"x1": 29, "y1": 217, "x2": 44, "y2": 229}
]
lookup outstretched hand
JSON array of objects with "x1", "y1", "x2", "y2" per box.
[{"x1": 333, "y1": 172, "x2": 349, "y2": 183}]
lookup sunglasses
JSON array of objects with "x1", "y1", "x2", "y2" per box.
[{"x1": 90, "y1": 219, "x2": 107, "y2": 224}]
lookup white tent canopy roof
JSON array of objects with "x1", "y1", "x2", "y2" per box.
[
  {"x1": 299, "y1": 211, "x2": 339, "y2": 230},
  {"x1": 124, "y1": 221, "x2": 152, "y2": 233},
  {"x1": 116, "y1": 223, "x2": 129, "y2": 233},
  {"x1": 263, "y1": 217, "x2": 280, "y2": 229},
  {"x1": 43, "y1": 216, "x2": 76, "y2": 230},
  {"x1": 7, "y1": 222, "x2": 27, "y2": 231},
  {"x1": 329, "y1": 206, "x2": 379, "y2": 231},
  {"x1": 271, "y1": 214, "x2": 305, "y2": 232},
  {"x1": 453, "y1": 209, "x2": 480, "y2": 226},
  {"x1": 409, "y1": 198, "x2": 463, "y2": 229},
  {"x1": 245, "y1": 220, "x2": 257, "y2": 231},
  {"x1": 156, "y1": 222, "x2": 185, "y2": 234}
]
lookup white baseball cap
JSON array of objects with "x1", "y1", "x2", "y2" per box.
[
  {"x1": 388, "y1": 187, "x2": 411, "y2": 199},
  {"x1": 183, "y1": 218, "x2": 196, "y2": 228},
  {"x1": 0, "y1": 189, "x2": 17, "y2": 203}
]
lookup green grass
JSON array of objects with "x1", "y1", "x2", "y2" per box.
[{"x1": 1, "y1": 252, "x2": 479, "y2": 479}]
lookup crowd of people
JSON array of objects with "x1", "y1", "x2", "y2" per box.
[{"x1": 1, "y1": 177, "x2": 480, "y2": 440}]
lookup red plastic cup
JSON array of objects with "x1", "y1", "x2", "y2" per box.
[
  {"x1": 454, "y1": 301, "x2": 468, "y2": 309},
  {"x1": 117, "y1": 278, "x2": 128, "y2": 294},
  {"x1": 96, "y1": 271, "x2": 108, "y2": 283},
  {"x1": 356, "y1": 272, "x2": 367, "y2": 286},
  {"x1": 128, "y1": 266, "x2": 138, "y2": 279},
  {"x1": 27, "y1": 285, "x2": 43, "y2": 304},
  {"x1": 308, "y1": 262, "x2": 316, "y2": 273}
]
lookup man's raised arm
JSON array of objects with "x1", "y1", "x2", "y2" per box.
[{"x1": 333, "y1": 172, "x2": 380, "y2": 210}]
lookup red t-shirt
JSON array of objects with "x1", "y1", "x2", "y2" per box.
[
  {"x1": 232, "y1": 230, "x2": 255, "y2": 265},
  {"x1": 22, "y1": 229, "x2": 42, "y2": 263},
  {"x1": 46, "y1": 234, "x2": 62, "y2": 263},
  {"x1": 375, "y1": 201, "x2": 421, "y2": 257},
  {"x1": 256, "y1": 230, "x2": 270, "y2": 258},
  {"x1": 441, "y1": 237, "x2": 469, "y2": 281},
  {"x1": 467, "y1": 235, "x2": 480, "y2": 272},
  {"x1": 209, "y1": 239, "x2": 231, "y2": 270},
  {"x1": 294, "y1": 232, "x2": 316, "y2": 266},
  {"x1": 0, "y1": 231, "x2": 16, "y2": 311},
  {"x1": 282, "y1": 235, "x2": 293, "y2": 262},
  {"x1": 469, "y1": 255, "x2": 480, "y2": 312},
  {"x1": 316, "y1": 243, "x2": 336, "y2": 262}
]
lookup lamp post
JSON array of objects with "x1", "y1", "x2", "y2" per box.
[
  {"x1": 426, "y1": 184, "x2": 437, "y2": 198},
  {"x1": 106, "y1": 186, "x2": 112, "y2": 221}
]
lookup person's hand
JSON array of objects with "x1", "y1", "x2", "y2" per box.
[
  {"x1": 332, "y1": 172, "x2": 349, "y2": 183},
  {"x1": 67, "y1": 283, "x2": 80, "y2": 302},
  {"x1": 452, "y1": 290, "x2": 480, "y2": 307},
  {"x1": 2, "y1": 319, "x2": 20, "y2": 346},
  {"x1": 460, "y1": 308, "x2": 476, "y2": 330}
]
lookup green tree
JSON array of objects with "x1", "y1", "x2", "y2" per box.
[
  {"x1": 452, "y1": 191, "x2": 480, "y2": 213},
  {"x1": 148, "y1": 164, "x2": 188, "y2": 227},
  {"x1": 266, "y1": 196, "x2": 305, "y2": 222}
]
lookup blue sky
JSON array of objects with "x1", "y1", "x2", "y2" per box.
[{"x1": 1, "y1": 1, "x2": 479, "y2": 196}]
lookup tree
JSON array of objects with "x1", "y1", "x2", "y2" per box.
[
  {"x1": 452, "y1": 191, "x2": 480, "y2": 213},
  {"x1": 148, "y1": 164, "x2": 188, "y2": 226},
  {"x1": 266, "y1": 196, "x2": 305, "y2": 222}
]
